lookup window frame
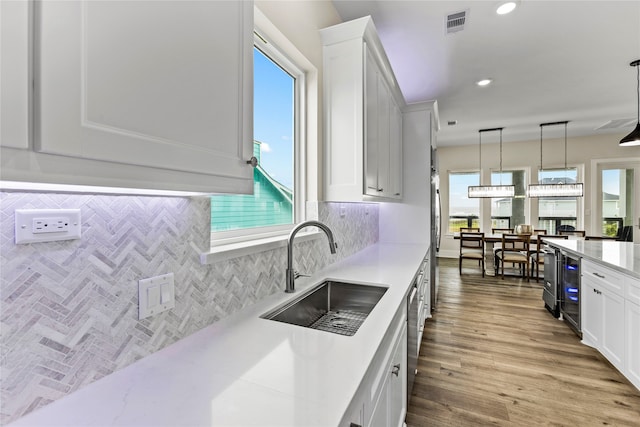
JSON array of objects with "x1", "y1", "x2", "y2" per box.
[
  {"x1": 490, "y1": 168, "x2": 529, "y2": 230},
  {"x1": 447, "y1": 170, "x2": 481, "y2": 234},
  {"x1": 535, "y1": 166, "x2": 583, "y2": 233},
  {"x1": 210, "y1": 30, "x2": 306, "y2": 247}
]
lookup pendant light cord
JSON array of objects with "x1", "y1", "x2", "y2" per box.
[
  {"x1": 499, "y1": 128, "x2": 503, "y2": 185},
  {"x1": 539, "y1": 125, "x2": 543, "y2": 172},
  {"x1": 564, "y1": 122, "x2": 568, "y2": 171},
  {"x1": 564, "y1": 121, "x2": 568, "y2": 180},
  {"x1": 636, "y1": 62, "x2": 639, "y2": 123},
  {"x1": 478, "y1": 131, "x2": 482, "y2": 185}
]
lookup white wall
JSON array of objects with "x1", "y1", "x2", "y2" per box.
[{"x1": 438, "y1": 132, "x2": 640, "y2": 257}]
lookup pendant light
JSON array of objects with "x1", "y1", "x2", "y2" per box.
[
  {"x1": 468, "y1": 128, "x2": 515, "y2": 198},
  {"x1": 527, "y1": 121, "x2": 583, "y2": 197},
  {"x1": 620, "y1": 59, "x2": 640, "y2": 146}
]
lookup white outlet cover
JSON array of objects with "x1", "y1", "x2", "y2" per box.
[
  {"x1": 138, "y1": 273, "x2": 175, "y2": 320},
  {"x1": 15, "y1": 209, "x2": 81, "y2": 244}
]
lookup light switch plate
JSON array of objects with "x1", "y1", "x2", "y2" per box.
[
  {"x1": 138, "y1": 273, "x2": 175, "y2": 319},
  {"x1": 15, "y1": 209, "x2": 81, "y2": 244}
]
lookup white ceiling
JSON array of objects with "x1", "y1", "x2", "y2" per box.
[{"x1": 331, "y1": 0, "x2": 640, "y2": 147}]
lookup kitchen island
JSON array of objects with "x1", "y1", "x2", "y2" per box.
[
  {"x1": 8, "y1": 242, "x2": 428, "y2": 427},
  {"x1": 544, "y1": 239, "x2": 640, "y2": 391},
  {"x1": 544, "y1": 239, "x2": 640, "y2": 279}
]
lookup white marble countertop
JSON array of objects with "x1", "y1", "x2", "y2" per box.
[
  {"x1": 9, "y1": 242, "x2": 428, "y2": 427},
  {"x1": 544, "y1": 239, "x2": 640, "y2": 279}
]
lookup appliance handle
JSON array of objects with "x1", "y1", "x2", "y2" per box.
[{"x1": 437, "y1": 189, "x2": 442, "y2": 251}]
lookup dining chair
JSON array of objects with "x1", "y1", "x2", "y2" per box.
[
  {"x1": 492, "y1": 228, "x2": 514, "y2": 266},
  {"x1": 558, "y1": 230, "x2": 586, "y2": 237},
  {"x1": 460, "y1": 227, "x2": 480, "y2": 232},
  {"x1": 459, "y1": 232, "x2": 485, "y2": 277},
  {"x1": 527, "y1": 229, "x2": 548, "y2": 266},
  {"x1": 496, "y1": 233, "x2": 530, "y2": 280}
]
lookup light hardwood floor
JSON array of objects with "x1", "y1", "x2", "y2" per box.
[{"x1": 406, "y1": 258, "x2": 640, "y2": 426}]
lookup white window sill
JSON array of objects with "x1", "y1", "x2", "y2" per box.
[{"x1": 199, "y1": 231, "x2": 321, "y2": 265}]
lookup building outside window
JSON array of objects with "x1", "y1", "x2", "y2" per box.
[
  {"x1": 537, "y1": 168, "x2": 578, "y2": 233},
  {"x1": 448, "y1": 172, "x2": 480, "y2": 232}
]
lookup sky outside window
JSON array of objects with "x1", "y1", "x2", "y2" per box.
[{"x1": 254, "y1": 47, "x2": 294, "y2": 189}]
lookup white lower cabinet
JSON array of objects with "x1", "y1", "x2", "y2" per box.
[
  {"x1": 340, "y1": 304, "x2": 407, "y2": 427},
  {"x1": 369, "y1": 323, "x2": 407, "y2": 427},
  {"x1": 387, "y1": 324, "x2": 408, "y2": 427},
  {"x1": 600, "y1": 289, "x2": 625, "y2": 370},
  {"x1": 581, "y1": 259, "x2": 639, "y2": 390},
  {"x1": 581, "y1": 261, "x2": 625, "y2": 371},
  {"x1": 625, "y1": 280, "x2": 640, "y2": 390},
  {"x1": 581, "y1": 278, "x2": 602, "y2": 348}
]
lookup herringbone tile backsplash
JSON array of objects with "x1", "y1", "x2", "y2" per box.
[{"x1": 0, "y1": 193, "x2": 378, "y2": 424}]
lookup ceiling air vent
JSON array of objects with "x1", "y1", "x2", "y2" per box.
[
  {"x1": 446, "y1": 10, "x2": 468, "y2": 34},
  {"x1": 595, "y1": 118, "x2": 636, "y2": 130}
]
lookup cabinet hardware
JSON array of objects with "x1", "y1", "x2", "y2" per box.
[
  {"x1": 350, "y1": 424, "x2": 363, "y2": 427},
  {"x1": 392, "y1": 364, "x2": 401, "y2": 376},
  {"x1": 593, "y1": 272, "x2": 605, "y2": 279},
  {"x1": 246, "y1": 157, "x2": 258, "y2": 167},
  {"x1": 394, "y1": 192, "x2": 401, "y2": 196}
]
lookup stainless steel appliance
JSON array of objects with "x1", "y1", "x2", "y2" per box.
[
  {"x1": 542, "y1": 246, "x2": 561, "y2": 318},
  {"x1": 429, "y1": 146, "x2": 440, "y2": 312},
  {"x1": 559, "y1": 251, "x2": 581, "y2": 336},
  {"x1": 407, "y1": 285, "x2": 419, "y2": 399}
]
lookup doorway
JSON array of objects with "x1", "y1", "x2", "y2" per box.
[{"x1": 595, "y1": 161, "x2": 640, "y2": 243}]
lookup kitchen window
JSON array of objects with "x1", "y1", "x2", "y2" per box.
[
  {"x1": 210, "y1": 32, "x2": 306, "y2": 246},
  {"x1": 448, "y1": 172, "x2": 480, "y2": 233},
  {"x1": 537, "y1": 168, "x2": 579, "y2": 233},
  {"x1": 491, "y1": 170, "x2": 527, "y2": 229}
]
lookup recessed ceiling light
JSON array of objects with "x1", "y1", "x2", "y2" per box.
[
  {"x1": 496, "y1": 1, "x2": 517, "y2": 15},
  {"x1": 476, "y1": 79, "x2": 492, "y2": 87}
]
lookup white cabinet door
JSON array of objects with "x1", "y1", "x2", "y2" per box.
[
  {"x1": 1, "y1": 0, "x2": 31, "y2": 149},
  {"x1": 581, "y1": 277, "x2": 601, "y2": 348},
  {"x1": 368, "y1": 375, "x2": 389, "y2": 427},
  {"x1": 376, "y1": 73, "x2": 391, "y2": 198},
  {"x1": 388, "y1": 101, "x2": 402, "y2": 199},
  {"x1": 34, "y1": 0, "x2": 253, "y2": 192},
  {"x1": 368, "y1": 321, "x2": 407, "y2": 427},
  {"x1": 388, "y1": 324, "x2": 407, "y2": 427},
  {"x1": 601, "y1": 289, "x2": 625, "y2": 371},
  {"x1": 321, "y1": 17, "x2": 404, "y2": 202},
  {"x1": 364, "y1": 44, "x2": 380, "y2": 197},
  {"x1": 626, "y1": 301, "x2": 640, "y2": 390}
]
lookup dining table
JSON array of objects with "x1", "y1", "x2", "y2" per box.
[{"x1": 453, "y1": 232, "x2": 564, "y2": 277}]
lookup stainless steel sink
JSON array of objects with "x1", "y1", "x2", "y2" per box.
[{"x1": 261, "y1": 280, "x2": 388, "y2": 336}]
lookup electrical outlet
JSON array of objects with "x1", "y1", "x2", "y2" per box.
[
  {"x1": 32, "y1": 217, "x2": 70, "y2": 234},
  {"x1": 15, "y1": 209, "x2": 81, "y2": 244}
]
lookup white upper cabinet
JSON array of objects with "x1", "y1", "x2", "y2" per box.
[
  {"x1": 321, "y1": 16, "x2": 404, "y2": 202},
  {"x1": 1, "y1": 0, "x2": 31, "y2": 149},
  {"x1": 1, "y1": 0, "x2": 254, "y2": 194}
]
